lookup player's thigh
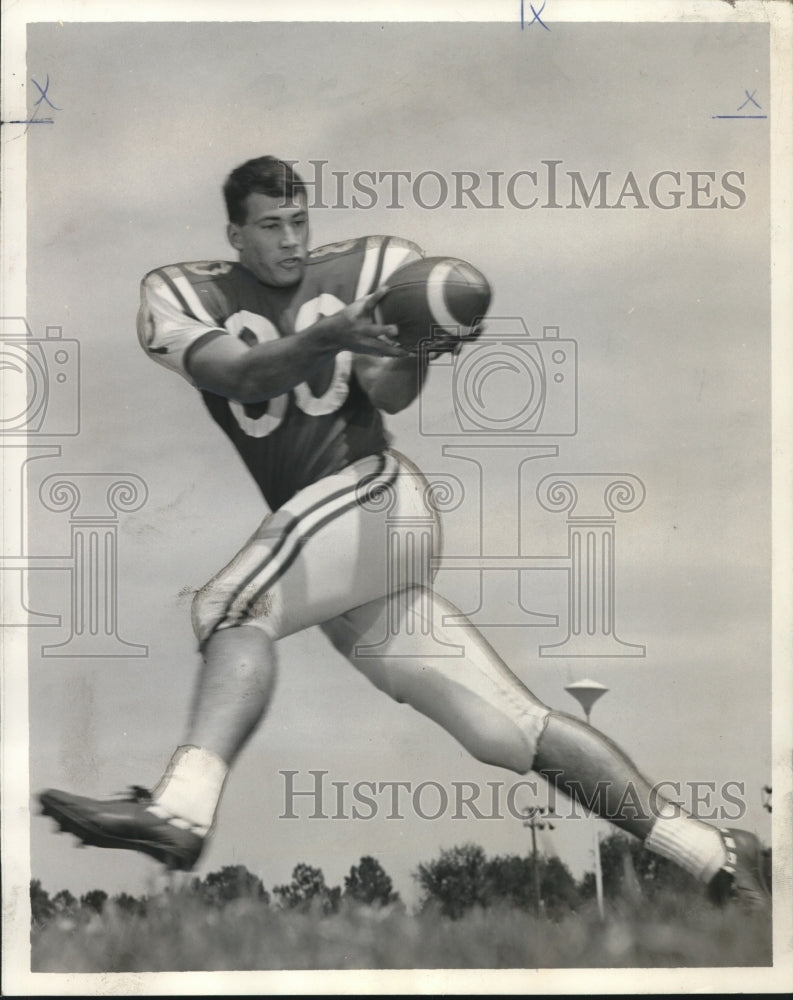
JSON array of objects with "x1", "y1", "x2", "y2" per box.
[{"x1": 192, "y1": 452, "x2": 434, "y2": 643}]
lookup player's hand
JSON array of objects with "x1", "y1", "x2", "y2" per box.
[
  {"x1": 316, "y1": 287, "x2": 410, "y2": 358},
  {"x1": 426, "y1": 320, "x2": 487, "y2": 359}
]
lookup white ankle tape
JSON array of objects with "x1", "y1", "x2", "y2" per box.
[{"x1": 152, "y1": 745, "x2": 229, "y2": 833}]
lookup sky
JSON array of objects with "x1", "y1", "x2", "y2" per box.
[{"x1": 12, "y1": 14, "x2": 779, "y2": 915}]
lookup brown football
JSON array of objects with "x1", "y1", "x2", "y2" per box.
[{"x1": 376, "y1": 256, "x2": 491, "y2": 351}]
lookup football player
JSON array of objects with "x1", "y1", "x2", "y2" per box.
[{"x1": 40, "y1": 156, "x2": 768, "y2": 910}]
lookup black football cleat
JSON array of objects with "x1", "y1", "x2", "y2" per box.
[
  {"x1": 39, "y1": 786, "x2": 206, "y2": 871},
  {"x1": 707, "y1": 828, "x2": 771, "y2": 912}
]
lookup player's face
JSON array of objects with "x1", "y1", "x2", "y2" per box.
[{"x1": 228, "y1": 191, "x2": 309, "y2": 287}]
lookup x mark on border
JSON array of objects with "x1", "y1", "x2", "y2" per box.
[
  {"x1": 737, "y1": 89, "x2": 762, "y2": 110},
  {"x1": 521, "y1": 0, "x2": 550, "y2": 31},
  {"x1": 32, "y1": 74, "x2": 61, "y2": 111}
]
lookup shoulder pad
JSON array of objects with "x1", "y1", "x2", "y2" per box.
[
  {"x1": 145, "y1": 261, "x2": 235, "y2": 283},
  {"x1": 308, "y1": 235, "x2": 424, "y2": 263}
]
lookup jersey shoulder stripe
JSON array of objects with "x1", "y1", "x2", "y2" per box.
[
  {"x1": 138, "y1": 263, "x2": 236, "y2": 385},
  {"x1": 355, "y1": 235, "x2": 423, "y2": 297},
  {"x1": 144, "y1": 261, "x2": 240, "y2": 329},
  {"x1": 152, "y1": 267, "x2": 211, "y2": 325},
  {"x1": 304, "y1": 235, "x2": 423, "y2": 302}
]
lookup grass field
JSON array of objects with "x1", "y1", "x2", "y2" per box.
[{"x1": 32, "y1": 891, "x2": 772, "y2": 972}]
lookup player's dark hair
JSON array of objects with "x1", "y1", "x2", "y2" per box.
[{"x1": 223, "y1": 157, "x2": 307, "y2": 224}]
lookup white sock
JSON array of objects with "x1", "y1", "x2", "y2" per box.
[
  {"x1": 645, "y1": 816, "x2": 728, "y2": 882},
  {"x1": 150, "y1": 745, "x2": 229, "y2": 835}
]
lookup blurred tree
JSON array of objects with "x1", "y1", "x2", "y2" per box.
[
  {"x1": 273, "y1": 862, "x2": 340, "y2": 914},
  {"x1": 415, "y1": 843, "x2": 490, "y2": 918},
  {"x1": 480, "y1": 854, "x2": 534, "y2": 913},
  {"x1": 112, "y1": 891, "x2": 148, "y2": 916},
  {"x1": 537, "y1": 855, "x2": 580, "y2": 917},
  {"x1": 343, "y1": 855, "x2": 400, "y2": 907},
  {"x1": 579, "y1": 871, "x2": 596, "y2": 898},
  {"x1": 194, "y1": 865, "x2": 269, "y2": 908},
  {"x1": 416, "y1": 845, "x2": 580, "y2": 919},
  {"x1": 80, "y1": 889, "x2": 108, "y2": 914},
  {"x1": 30, "y1": 879, "x2": 54, "y2": 926},
  {"x1": 52, "y1": 888, "x2": 77, "y2": 914}
]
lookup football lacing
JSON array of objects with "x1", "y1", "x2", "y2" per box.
[{"x1": 720, "y1": 830, "x2": 739, "y2": 874}]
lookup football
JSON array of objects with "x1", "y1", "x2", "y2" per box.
[{"x1": 376, "y1": 257, "x2": 491, "y2": 351}]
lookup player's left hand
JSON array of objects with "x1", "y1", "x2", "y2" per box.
[{"x1": 425, "y1": 320, "x2": 486, "y2": 359}]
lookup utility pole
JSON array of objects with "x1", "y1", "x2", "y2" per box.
[{"x1": 522, "y1": 806, "x2": 554, "y2": 918}]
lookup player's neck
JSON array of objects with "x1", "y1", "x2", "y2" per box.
[{"x1": 237, "y1": 261, "x2": 300, "y2": 296}]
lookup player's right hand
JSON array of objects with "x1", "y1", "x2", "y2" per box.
[{"x1": 316, "y1": 288, "x2": 409, "y2": 358}]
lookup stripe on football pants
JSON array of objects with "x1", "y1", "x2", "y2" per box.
[
  {"x1": 233, "y1": 454, "x2": 398, "y2": 622},
  {"x1": 218, "y1": 454, "x2": 399, "y2": 631},
  {"x1": 214, "y1": 457, "x2": 390, "y2": 616}
]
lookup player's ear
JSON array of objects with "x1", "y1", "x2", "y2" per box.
[{"x1": 227, "y1": 222, "x2": 244, "y2": 252}]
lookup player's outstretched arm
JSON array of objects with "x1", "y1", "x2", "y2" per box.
[{"x1": 188, "y1": 291, "x2": 408, "y2": 404}]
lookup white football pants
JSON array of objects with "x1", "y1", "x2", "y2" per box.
[{"x1": 191, "y1": 450, "x2": 549, "y2": 772}]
